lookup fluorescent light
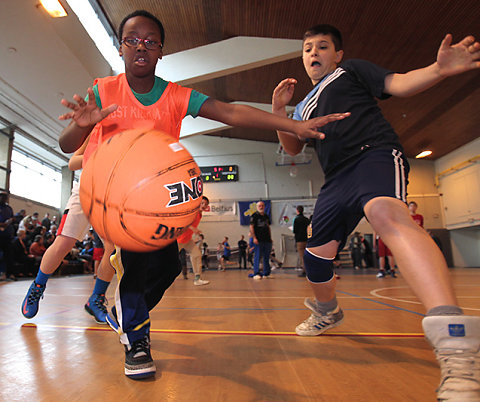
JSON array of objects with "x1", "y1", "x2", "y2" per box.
[
  {"x1": 64, "y1": 0, "x2": 124, "y2": 74},
  {"x1": 39, "y1": 0, "x2": 68, "y2": 18},
  {"x1": 416, "y1": 150, "x2": 432, "y2": 159}
]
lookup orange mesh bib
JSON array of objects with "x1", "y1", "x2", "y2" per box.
[{"x1": 83, "y1": 74, "x2": 192, "y2": 166}]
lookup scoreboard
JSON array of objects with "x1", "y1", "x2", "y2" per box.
[{"x1": 200, "y1": 165, "x2": 239, "y2": 182}]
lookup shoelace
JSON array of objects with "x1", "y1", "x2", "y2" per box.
[
  {"x1": 93, "y1": 294, "x2": 108, "y2": 313},
  {"x1": 437, "y1": 350, "x2": 480, "y2": 383},
  {"x1": 131, "y1": 337, "x2": 150, "y2": 358},
  {"x1": 27, "y1": 286, "x2": 45, "y2": 305}
]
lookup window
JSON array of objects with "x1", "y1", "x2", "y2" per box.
[{"x1": 10, "y1": 150, "x2": 62, "y2": 207}]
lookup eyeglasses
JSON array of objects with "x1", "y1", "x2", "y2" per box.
[{"x1": 121, "y1": 37, "x2": 162, "y2": 50}]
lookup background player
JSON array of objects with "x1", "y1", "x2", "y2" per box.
[{"x1": 21, "y1": 139, "x2": 115, "y2": 324}]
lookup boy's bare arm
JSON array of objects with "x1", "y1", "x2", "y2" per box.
[
  {"x1": 385, "y1": 34, "x2": 480, "y2": 97},
  {"x1": 271, "y1": 78, "x2": 306, "y2": 156},
  {"x1": 67, "y1": 135, "x2": 90, "y2": 171},
  {"x1": 59, "y1": 121, "x2": 95, "y2": 154},
  {"x1": 198, "y1": 98, "x2": 348, "y2": 142}
]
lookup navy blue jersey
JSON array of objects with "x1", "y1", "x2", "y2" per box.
[{"x1": 294, "y1": 59, "x2": 403, "y2": 180}]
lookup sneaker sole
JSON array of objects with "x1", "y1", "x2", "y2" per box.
[
  {"x1": 84, "y1": 304, "x2": 107, "y2": 325},
  {"x1": 125, "y1": 364, "x2": 156, "y2": 379}
]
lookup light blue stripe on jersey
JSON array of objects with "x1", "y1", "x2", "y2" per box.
[
  {"x1": 292, "y1": 83, "x2": 321, "y2": 121},
  {"x1": 293, "y1": 68, "x2": 346, "y2": 121}
]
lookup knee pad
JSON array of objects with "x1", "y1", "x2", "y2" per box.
[{"x1": 304, "y1": 250, "x2": 334, "y2": 283}]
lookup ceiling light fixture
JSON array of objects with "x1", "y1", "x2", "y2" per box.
[
  {"x1": 65, "y1": 0, "x2": 124, "y2": 73},
  {"x1": 416, "y1": 150, "x2": 432, "y2": 159},
  {"x1": 39, "y1": 0, "x2": 68, "y2": 18}
]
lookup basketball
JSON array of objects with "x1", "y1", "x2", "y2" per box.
[{"x1": 79, "y1": 128, "x2": 203, "y2": 252}]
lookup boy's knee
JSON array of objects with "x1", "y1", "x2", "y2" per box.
[{"x1": 304, "y1": 250, "x2": 334, "y2": 283}]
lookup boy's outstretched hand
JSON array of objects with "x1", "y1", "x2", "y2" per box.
[
  {"x1": 294, "y1": 112, "x2": 351, "y2": 140},
  {"x1": 58, "y1": 87, "x2": 117, "y2": 127},
  {"x1": 437, "y1": 34, "x2": 480, "y2": 77},
  {"x1": 272, "y1": 78, "x2": 297, "y2": 112}
]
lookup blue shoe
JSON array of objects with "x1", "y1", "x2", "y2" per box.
[
  {"x1": 84, "y1": 293, "x2": 108, "y2": 324},
  {"x1": 22, "y1": 281, "x2": 46, "y2": 318}
]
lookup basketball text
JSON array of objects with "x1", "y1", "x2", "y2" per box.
[
  {"x1": 165, "y1": 176, "x2": 203, "y2": 207},
  {"x1": 151, "y1": 224, "x2": 187, "y2": 240}
]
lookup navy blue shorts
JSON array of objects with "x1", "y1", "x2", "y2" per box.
[{"x1": 307, "y1": 148, "x2": 409, "y2": 250}]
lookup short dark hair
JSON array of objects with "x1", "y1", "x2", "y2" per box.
[
  {"x1": 297, "y1": 205, "x2": 304, "y2": 214},
  {"x1": 118, "y1": 10, "x2": 165, "y2": 46},
  {"x1": 408, "y1": 201, "x2": 418, "y2": 207},
  {"x1": 202, "y1": 195, "x2": 209, "y2": 204},
  {"x1": 303, "y1": 24, "x2": 343, "y2": 51}
]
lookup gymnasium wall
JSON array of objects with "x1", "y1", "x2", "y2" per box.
[
  {"x1": 8, "y1": 194, "x2": 61, "y2": 224},
  {"x1": 181, "y1": 135, "x2": 448, "y2": 261},
  {"x1": 435, "y1": 137, "x2": 480, "y2": 267}
]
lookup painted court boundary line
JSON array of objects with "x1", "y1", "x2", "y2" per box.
[
  {"x1": 337, "y1": 290, "x2": 426, "y2": 317},
  {"x1": 19, "y1": 323, "x2": 424, "y2": 338}
]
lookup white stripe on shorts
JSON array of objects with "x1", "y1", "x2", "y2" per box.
[{"x1": 392, "y1": 149, "x2": 406, "y2": 202}]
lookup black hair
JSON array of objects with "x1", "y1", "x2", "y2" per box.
[
  {"x1": 202, "y1": 195, "x2": 209, "y2": 204},
  {"x1": 297, "y1": 205, "x2": 304, "y2": 214},
  {"x1": 408, "y1": 201, "x2": 418, "y2": 207},
  {"x1": 303, "y1": 24, "x2": 343, "y2": 51},
  {"x1": 118, "y1": 10, "x2": 165, "y2": 46}
]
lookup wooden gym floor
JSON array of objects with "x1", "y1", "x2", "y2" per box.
[{"x1": 1, "y1": 267, "x2": 479, "y2": 401}]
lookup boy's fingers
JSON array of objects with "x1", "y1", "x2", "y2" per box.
[
  {"x1": 312, "y1": 112, "x2": 350, "y2": 127},
  {"x1": 73, "y1": 94, "x2": 85, "y2": 105},
  {"x1": 60, "y1": 99, "x2": 78, "y2": 111},
  {"x1": 100, "y1": 104, "x2": 118, "y2": 119},
  {"x1": 440, "y1": 34, "x2": 453, "y2": 50},
  {"x1": 315, "y1": 131, "x2": 326, "y2": 140},
  {"x1": 58, "y1": 112, "x2": 74, "y2": 120},
  {"x1": 87, "y1": 88, "x2": 97, "y2": 104}
]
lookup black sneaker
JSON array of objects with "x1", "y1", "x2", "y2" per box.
[
  {"x1": 124, "y1": 335, "x2": 156, "y2": 379},
  {"x1": 390, "y1": 270, "x2": 397, "y2": 278}
]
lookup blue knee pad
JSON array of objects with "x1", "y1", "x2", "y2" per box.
[{"x1": 304, "y1": 250, "x2": 334, "y2": 283}]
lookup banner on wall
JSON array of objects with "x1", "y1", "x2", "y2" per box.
[
  {"x1": 202, "y1": 201, "x2": 237, "y2": 216},
  {"x1": 276, "y1": 200, "x2": 316, "y2": 226},
  {"x1": 238, "y1": 200, "x2": 272, "y2": 226}
]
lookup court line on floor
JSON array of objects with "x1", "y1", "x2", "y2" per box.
[
  {"x1": 18, "y1": 323, "x2": 424, "y2": 338},
  {"x1": 336, "y1": 290, "x2": 426, "y2": 316},
  {"x1": 370, "y1": 286, "x2": 480, "y2": 312}
]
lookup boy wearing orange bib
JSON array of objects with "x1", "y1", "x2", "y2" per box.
[{"x1": 58, "y1": 10, "x2": 349, "y2": 379}]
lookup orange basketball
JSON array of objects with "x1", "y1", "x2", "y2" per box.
[{"x1": 79, "y1": 128, "x2": 203, "y2": 252}]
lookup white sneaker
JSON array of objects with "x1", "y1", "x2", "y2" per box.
[
  {"x1": 295, "y1": 298, "x2": 344, "y2": 336},
  {"x1": 422, "y1": 315, "x2": 480, "y2": 401},
  {"x1": 193, "y1": 279, "x2": 210, "y2": 286},
  {"x1": 253, "y1": 275, "x2": 262, "y2": 280}
]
